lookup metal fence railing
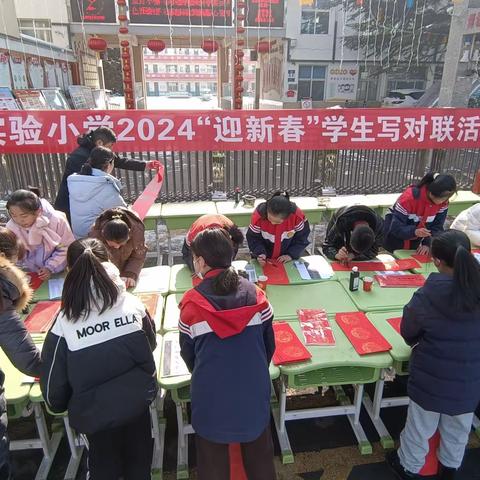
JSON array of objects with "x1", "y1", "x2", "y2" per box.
[{"x1": 1, "y1": 148, "x2": 479, "y2": 204}]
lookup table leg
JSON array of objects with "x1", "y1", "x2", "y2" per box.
[
  {"x1": 150, "y1": 394, "x2": 166, "y2": 479},
  {"x1": 63, "y1": 416, "x2": 85, "y2": 480},
  {"x1": 155, "y1": 219, "x2": 161, "y2": 266},
  {"x1": 271, "y1": 377, "x2": 294, "y2": 464},
  {"x1": 310, "y1": 224, "x2": 317, "y2": 255},
  {"x1": 33, "y1": 404, "x2": 62, "y2": 480},
  {"x1": 473, "y1": 415, "x2": 480, "y2": 439},
  {"x1": 176, "y1": 402, "x2": 189, "y2": 479},
  {"x1": 167, "y1": 229, "x2": 173, "y2": 267}
]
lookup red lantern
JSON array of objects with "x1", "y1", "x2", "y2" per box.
[
  {"x1": 236, "y1": 14, "x2": 245, "y2": 21},
  {"x1": 121, "y1": 40, "x2": 130, "y2": 47},
  {"x1": 286, "y1": 90, "x2": 295, "y2": 98},
  {"x1": 237, "y1": 39, "x2": 245, "y2": 46},
  {"x1": 255, "y1": 41, "x2": 271, "y2": 53},
  {"x1": 201, "y1": 40, "x2": 219, "y2": 54},
  {"x1": 236, "y1": 50, "x2": 245, "y2": 58},
  {"x1": 119, "y1": 27, "x2": 129, "y2": 34},
  {"x1": 235, "y1": 64, "x2": 244, "y2": 72},
  {"x1": 88, "y1": 37, "x2": 107, "y2": 52},
  {"x1": 237, "y1": 1, "x2": 246, "y2": 7},
  {"x1": 237, "y1": 26, "x2": 245, "y2": 34},
  {"x1": 118, "y1": 14, "x2": 128, "y2": 22},
  {"x1": 235, "y1": 75, "x2": 243, "y2": 82},
  {"x1": 122, "y1": 53, "x2": 130, "y2": 59},
  {"x1": 117, "y1": 0, "x2": 126, "y2": 4},
  {"x1": 235, "y1": 87, "x2": 244, "y2": 94},
  {"x1": 147, "y1": 39, "x2": 166, "y2": 53}
]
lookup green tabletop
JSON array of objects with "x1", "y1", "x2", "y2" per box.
[
  {"x1": 278, "y1": 320, "x2": 392, "y2": 388},
  {"x1": 32, "y1": 274, "x2": 65, "y2": 303},
  {"x1": 393, "y1": 250, "x2": 437, "y2": 275},
  {"x1": 290, "y1": 197, "x2": 325, "y2": 224},
  {"x1": 163, "y1": 293, "x2": 183, "y2": 332},
  {"x1": 161, "y1": 201, "x2": 217, "y2": 230},
  {"x1": 158, "y1": 331, "x2": 280, "y2": 393},
  {"x1": 144, "y1": 203, "x2": 162, "y2": 231},
  {"x1": 267, "y1": 282, "x2": 357, "y2": 321},
  {"x1": 133, "y1": 266, "x2": 171, "y2": 296},
  {"x1": 214, "y1": 199, "x2": 265, "y2": 227},
  {"x1": 448, "y1": 190, "x2": 480, "y2": 216},
  {"x1": 367, "y1": 311, "x2": 411, "y2": 375},
  {"x1": 363, "y1": 193, "x2": 400, "y2": 216},
  {"x1": 338, "y1": 278, "x2": 420, "y2": 313},
  {"x1": 321, "y1": 195, "x2": 368, "y2": 219},
  {"x1": 169, "y1": 261, "x2": 251, "y2": 293},
  {"x1": 0, "y1": 348, "x2": 33, "y2": 406}
]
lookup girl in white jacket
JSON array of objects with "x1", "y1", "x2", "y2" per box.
[{"x1": 450, "y1": 203, "x2": 480, "y2": 247}]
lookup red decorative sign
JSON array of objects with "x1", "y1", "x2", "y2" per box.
[
  {"x1": 130, "y1": 0, "x2": 232, "y2": 26},
  {"x1": 1, "y1": 109, "x2": 480, "y2": 154}
]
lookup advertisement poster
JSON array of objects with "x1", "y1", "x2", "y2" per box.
[
  {"x1": 0, "y1": 51, "x2": 11, "y2": 87},
  {"x1": 45, "y1": 62, "x2": 57, "y2": 87},
  {"x1": 27, "y1": 57, "x2": 45, "y2": 89},
  {"x1": 13, "y1": 90, "x2": 49, "y2": 110},
  {"x1": 326, "y1": 65, "x2": 359, "y2": 101},
  {"x1": 71, "y1": 0, "x2": 117, "y2": 23},
  {"x1": 129, "y1": 0, "x2": 232, "y2": 26},
  {"x1": 0, "y1": 87, "x2": 18, "y2": 110},
  {"x1": 9, "y1": 54, "x2": 28, "y2": 89},
  {"x1": 246, "y1": 0, "x2": 284, "y2": 27}
]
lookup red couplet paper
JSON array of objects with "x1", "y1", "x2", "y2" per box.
[
  {"x1": 27, "y1": 272, "x2": 43, "y2": 291},
  {"x1": 137, "y1": 293, "x2": 160, "y2": 318},
  {"x1": 387, "y1": 317, "x2": 402, "y2": 335},
  {"x1": 411, "y1": 254, "x2": 432, "y2": 264},
  {"x1": 272, "y1": 322, "x2": 312, "y2": 365},
  {"x1": 229, "y1": 444, "x2": 247, "y2": 480},
  {"x1": 374, "y1": 274, "x2": 426, "y2": 288},
  {"x1": 419, "y1": 431, "x2": 441, "y2": 475},
  {"x1": 263, "y1": 261, "x2": 290, "y2": 285},
  {"x1": 335, "y1": 312, "x2": 392, "y2": 355},
  {"x1": 131, "y1": 165, "x2": 165, "y2": 221},
  {"x1": 297, "y1": 309, "x2": 335, "y2": 346},
  {"x1": 331, "y1": 258, "x2": 420, "y2": 272},
  {"x1": 24, "y1": 301, "x2": 61, "y2": 333}
]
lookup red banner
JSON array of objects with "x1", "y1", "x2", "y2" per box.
[{"x1": 1, "y1": 108, "x2": 480, "y2": 154}]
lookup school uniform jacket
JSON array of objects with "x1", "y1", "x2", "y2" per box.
[
  {"x1": 246, "y1": 203, "x2": 311, "y2": 259},
  {"x1": 40, "y1": 263, "x2": 158, "y2": 435},
  {"x1": 181, "y1": 214, "x2": 235, "y2": 271},
  {"x1": 383, "y1": 185, "x2": 449, "y2": 252},
  {"x1": 179, "y1": 270, "x2": 275, "y2": 443},
  {"x1": 322, "y1": 205, "x2": 384, "y2": 261}
]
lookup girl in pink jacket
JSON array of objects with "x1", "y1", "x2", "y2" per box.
[{"x1": 6, "y1": 190, "x2": 75, "y2": 280}]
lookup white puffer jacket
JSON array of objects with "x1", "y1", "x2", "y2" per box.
[{"x1": 450, "y1": 203, "x2": 480, "y2": 246}]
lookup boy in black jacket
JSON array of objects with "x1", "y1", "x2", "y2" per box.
[{"x1": 322, "y1": 205, "x2": 384, "y2": 262}]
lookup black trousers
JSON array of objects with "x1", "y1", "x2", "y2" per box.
[
  {"x1": 86, "y1": 409, "x2": 153, "y2": 480},
  {"x1": 195, "y1": 427, "x2": 277, "y2": 480}
]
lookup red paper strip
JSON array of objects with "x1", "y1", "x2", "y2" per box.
[
  {"x1": 473, "y1": 249, "x2": 480, "y2": 254},
  {"x1": 272, "y1": 322, "x2": 312, "y2": 365},
  {"x1": 297, "y1": 309, "x2": 335, "y2": 346},
  {"x1": 374, "y1": 274, "x2": 425, "y2": 288},
  {"x1": 131, "y1": 164, "x2": 165, "y2": 221},
  {"x1": 27, "y1": 272, "x2": 43, "y2": 291},
  {"x1": 136, "y1": 293, "x2": 160, "y2": 318},
  {"x1": 229, "y1": 444, "x2": 247, "y2": 480},
  {"x1": 263, "y1": 262, "x2": 290, "y2": 285},
  {"x1": 24, "y1": 301, "x2": 61, "y2": 333},
  {"x1": 335, "y1": 312, "x2": 392, "y2": 355},
  {"x1": 332, "y1": 258, "x2": 420, "y2": 272},
  {"x1": 419, "y1": 431, "x2": 441, "y2": 476},
  {"x1": 411, "y1": 254, "x2": 432, "y2": 264},
  {"x1": 387, "y1": 317, "x2": 402, "y2": 335}
]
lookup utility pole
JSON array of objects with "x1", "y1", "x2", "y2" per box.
[{"x1": 438, "y1": 0, "x2": 470, "y2": 107}]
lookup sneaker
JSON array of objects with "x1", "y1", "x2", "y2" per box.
[{"x1": 386, "y1": 450, "x2": 420, "y2": 479}]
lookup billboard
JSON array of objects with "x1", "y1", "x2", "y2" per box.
[
  {"x1": 246, "y1": 0, "x2": 285, "y2": 28},
  {"x1": 129, "y1": 0, "x2": 232, "y2": 26},
  {"x1": 71, "y1": 0, "x2": 117, "y2": 23}
]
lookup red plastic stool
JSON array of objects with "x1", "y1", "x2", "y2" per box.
[
  {"x1": 229, "y1": 443, "x2": 247, "y2": 480},
  {"x1": 419, "y1": 431, "x2": 441, "y2": 476}
]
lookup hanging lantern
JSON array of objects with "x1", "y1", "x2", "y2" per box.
[
  {"x1": 235, "y1": 75, "x2": 244, "y2": 82},
  {"x1": 88, "y1": 37, "x2": 107, "y2": 52},
  {"x1": 119, "y1": 27, "x2": 129, "y2": 34},
  {"x1": 117, "y1": 0, "x2": 126, "y2": 4},
  {"x1": 202, "y1": 40, "x2": 219, "y2": 54},
  {"x1": 236, "y1": 14, "x2": 245, "y2": 21},
  {"x1": 147, "y1": 39, "x2": 166, "y2": 53},
  {"x1": 118, "y1": 14, "x2": 128, "y2": 22},
  {"x1": 237, "y1": 39, "x2": 245, "y2": 47},
  {"x1": 237, "y1": 1, "x2": 246, "y2": 7},
  {"x1": 235, "y1": 64, "x2": 244, "y2": 72},
  {"x1": 121, "y1": 40, "x2": 130, "y2": 47},
  {"x1": 255, "y1": 41, "x2": 271, "y2": 53},
  {"x1": 237, "y1": 50, "x2": 245, "y2": 58},
  {"x1": 237, "y1": 26, "x2": 245, "y2": 34}
]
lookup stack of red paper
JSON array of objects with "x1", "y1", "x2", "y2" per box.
[
  {"x1": 336, "y1": 312, "x2": 392, "y2": 355},
  {"x1": 263, "y1": 261, "x2": 290, "y2": 285},
  {"x1": 27, "y1": 272, "x2": 43, "y2": 291},
  {"x1": 374, "y1": 274, "x2": 425, "y2": 288},
  {"x1": 137, "y1": 293, "x2": 160, "y2": 318},
  {"x1": 24, "y1": 301, "x2": 61, "y2": 334},
  {"x1": 411, "y1": 254, "x2": 432, "y2": 264},
  {"x1": 272, "y1": 322, "x2": 312, "y2": 365},
  {"x1": 297, "y1": 309, "x2": 335, "y2": 346}
]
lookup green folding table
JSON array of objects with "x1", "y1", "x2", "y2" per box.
[
  {"x1": 161, "y1": 201, "x2": 217, "y2": 266},
  {"x1": 338, "y1": 278, "x2": 421, "y2": 313},
  {"x1": 0, "y1": 345, "x2": 62, "y2": 480},
  {"x1": 448, "y1": 190, "x2": 480, "y2": 216},
  {"x1": 266, "y1": 282, "x2": 357, "y2": 321},
  {"x1": 362, "y1": 193, "x2": 400, "y2": 216},
  {"x1": 133, "y1": 265, "x2": 171, "y2": 296},
  {"x1": 272, "y1": 320, "x2": 392, "y2": 463},
  {"x1": 163, "y1": 293, "x2": 183, "y2": 332},
  {"x1": 158, "y1": 331, "x2": 280, "y2": 479},
  {"x1": 393, "y1": 250, "x2": 437, "y2": 275}
]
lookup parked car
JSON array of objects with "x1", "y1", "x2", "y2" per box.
[
  {"x1": 382, "y1": 89, "x2": 426, "y2": 107},
  {"x1": 167, "y1": 92, "x2": 191, "y2": 99}
]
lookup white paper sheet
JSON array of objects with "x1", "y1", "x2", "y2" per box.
[
  {"x1": 295, "y1": 261, "x2": 312, "y2": 280},
  {"x1": 244, "y1": 264, "x2": 258, "y2": 283},
  {"x1": 134, "y1": 267, "x2": 169, "y2": 294},
  {"x1": 162, "y1": 339, "x2": 190, "y2": 378},
  {"x1": 48, "y1": 278, "x2": 64, "y2": 299},
  {"x1": 304, "y1": 256, "x2": 334, "y2": 279}
]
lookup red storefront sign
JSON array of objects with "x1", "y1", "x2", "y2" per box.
[{"x1": 0, "y1": 108, "x2": 479, "y2": 154}]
